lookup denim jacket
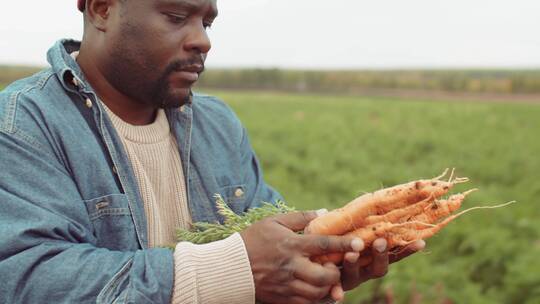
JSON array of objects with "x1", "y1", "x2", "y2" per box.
[{"x1": 0, "y1": 40, "x2": 282, "y2": 304}]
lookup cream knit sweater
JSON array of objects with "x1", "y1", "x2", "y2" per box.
[{"x1": 103, "y1": 104, "x2": 255, "y2": 304}]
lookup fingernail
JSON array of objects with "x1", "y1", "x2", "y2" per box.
[
  {"x1": 373, "y1": 238, "x2": 387, "y2": 253},
  {"x1": 331, "y1": 285, "x2": 344, "y2": 301},
  {"x1": 411, "y1": 239, "x2": 426, "y2": 251},
  {"x1": 346, "y1": 252, "x2": 359, "y2": 263},
  {"x1": 316, "y1": 208, "x2": 328, "y2": 217},
  {"x1": 323, "y1": 262, "x2": 335, "y2": 268},
  {"x1": 351, "y1": 238, "x2": 364, "y2": 252}
]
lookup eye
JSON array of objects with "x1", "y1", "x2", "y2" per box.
[
  {"x1": 166, "y1": 13, "x2": 187, "y2": 24},
  {"x1": 203, "y1": 21, "x2": 213, "y2": 29}
]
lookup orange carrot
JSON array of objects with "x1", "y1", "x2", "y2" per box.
[
  {"x1": 312, "y1": 220, "x2": 434, "y2": 264},
  {"x1": 392, "y1": 201, "x2": 515, "y2": 245},
  {"x1": 313, "y1": 201, "x2": 515, "y2": 265},
  {"x1": 306, "y1": 169, "x2": 468, "y2": 236},
  {"x1": 362, "y1": 195, "x2": 435, "y2": 226},
  {"x1": 404, "y1": 189, "x2": 477, "y2": 225},
  {"x1": 344, "y1": 221, "x2": 435, "y2": 248}
]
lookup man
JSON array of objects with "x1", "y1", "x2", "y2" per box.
[{"x1": 0, "y1": 0, "x2": 424, "y2": 303}]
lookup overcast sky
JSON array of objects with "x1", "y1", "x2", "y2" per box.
[{"x1": 1, "y1": 0, "x2": 539, "y2": 69}]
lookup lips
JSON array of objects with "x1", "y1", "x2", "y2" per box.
[
  {"x1": 174, "y1": 71, "x2": 199, "y2": 82},
  {"x1": 181, "y1": 64, "x2": 204, "y2": 74},
  {"x1": 170, "y1": 64, "x2": 204, "y2": 83}
]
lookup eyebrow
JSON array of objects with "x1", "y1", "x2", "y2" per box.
[{"x1": 158, "y1": 0, "x2": 218, "y2": 19}]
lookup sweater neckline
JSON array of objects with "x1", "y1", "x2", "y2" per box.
[{"x1": 102, "y1": 102, "x2": 170, "y2": 144}]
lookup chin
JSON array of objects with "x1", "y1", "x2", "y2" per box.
[{"x1": 160, "y1": 88, "x2": 192, "y2": 109}]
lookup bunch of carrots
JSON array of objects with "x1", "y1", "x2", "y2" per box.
[
  {"x1": 176, "y1": 169, "x2": 513, "y2": 302},
  {"x1": 305, "y1": 168, "x2": 513, "y2": 265}
]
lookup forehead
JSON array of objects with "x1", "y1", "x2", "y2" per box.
[{"x1": 154, "y1": 0, "x2": 218, "y2": 16}]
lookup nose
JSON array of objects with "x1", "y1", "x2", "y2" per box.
[{"x1": 184, "y1": 22, "x2": 212, "y2": 54}]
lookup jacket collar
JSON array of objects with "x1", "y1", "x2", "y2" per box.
[{"x1": 47, "y1": 39, "x2": 93, "y2": 94}]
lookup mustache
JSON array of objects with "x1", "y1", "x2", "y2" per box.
[{"x1": 165, "y1": 56, "x2": 205, "y2": 74}]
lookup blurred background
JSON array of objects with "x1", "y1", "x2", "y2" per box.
[{"x1": 2, "y1": 0, "x2": 539, "y2": 303}]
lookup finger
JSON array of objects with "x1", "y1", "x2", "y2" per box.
[
  {"x1": 369, "y1": 238, "x2": 389, "y2": 278},
  {"x1": 331, "y1": 284, "x2": 345, "y2": 302},
  {"x1": 303, "y1": 208, "x2": 328, "y2": 234},
  {"x1": 269, "y1": 295, "x2": 313, "y2": 304},
  {"x1": 324, "y1": 262, "x2": 344, "y2": 302},
  {"x1": 390, "y1": 240, "x2": 426, "y2": 264},
  {"x1": 358, "y1": 255, "x2": 372, "y2": 267},
  {"x1": 345, "y1": 251, "x2": 360, "y2": 264},
  {"x1": 289, "y1": 279, "x2": 331, "y2": 301},
  {"x1": 341, "y1": 252, "x2": 360, "y2": 290},
  {"x1": 299, "y1": 235, "x2": 364, "y2": 255},
  {"x1": 354, "y1": 250, "x2": 374, "y2": 267},
  {"x1": 293, "y1": 258, "x2": 341, "y2": 287},
  {"x1": 273, "y1": 211, "x2": 319, "y2": 232}
]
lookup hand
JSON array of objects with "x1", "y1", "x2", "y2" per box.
[
  {"x1": 240, "y1": 211, "x2": 364, "y2": 304},
  {"x1": 335, "y1": 238, "x2": 426, "y2": 297}
]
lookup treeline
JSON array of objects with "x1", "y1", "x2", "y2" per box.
[
  {"x1": 3, "y1": 65, "x2": 540, "y2": 95},
  {"x1": 0, "y1": 65, "x2": 42, "y2": 88},
  {"x1": 196, "y1": 69, "x2": 540, "y2": 95}
]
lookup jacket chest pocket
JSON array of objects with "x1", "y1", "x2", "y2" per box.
[{"x1": 84, "y1": 194, "x2": 139, "y2": 251}]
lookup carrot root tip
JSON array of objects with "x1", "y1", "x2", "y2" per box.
[
  {"x1": 447, "y1": 168, "x2": 456, "y2": 182},
  {"x1": 463, "y1": 188, "x2": 479, "y2": 196},
  {"x1": 434, "y1": 168, "x2": 450, "y2": 180},
  {"x1": 453, "y1": 177, "x2": 470, "y2": 184}
]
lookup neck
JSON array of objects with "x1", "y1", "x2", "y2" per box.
[{"x1": 77, "y1": 44, "x2": 157, "y2": 125}]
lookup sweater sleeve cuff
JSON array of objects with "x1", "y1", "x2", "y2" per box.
[{"x1": 171, "y1": 232, "x2": 255, "y2": 304}]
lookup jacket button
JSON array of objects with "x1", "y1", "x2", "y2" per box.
[
  {"x1": 96, "y1": 201, "x2": 109, "y2": 210},
  {"x1": 234, "y1": 188, "x2": 244, "y2": 198},
  {"x1": 85, "y1": 98, "x2": 93, "y2": 108},
  {"x1": 72, "y1": 77, "x2": 79, "y2": 87}
]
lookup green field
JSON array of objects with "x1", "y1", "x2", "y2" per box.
[
  {"x1": 209, "y1": 90, "x2": 540, "y2": 304},
  {"x1": 2, "y1": 72, "x2": 539, "y2": 303}
]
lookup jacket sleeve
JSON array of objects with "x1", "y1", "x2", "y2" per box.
[{"x1": 0, "y1": 129, "x2": 173, "y2": 303}]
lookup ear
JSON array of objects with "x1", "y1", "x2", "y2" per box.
[{"x1": 85, "y1": 0, "x2": 114, "y2": 32}]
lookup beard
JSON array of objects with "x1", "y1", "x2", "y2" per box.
[
  {"x1": 105, "y1": 41, "x2": 203, "y2": 109},
  {"x1": 151, "y1": 58, "x2": 204, "y2": 108}
]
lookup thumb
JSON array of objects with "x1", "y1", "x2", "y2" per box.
[{"x1": 273, "y1": 210, "x2": 325, "y2": 232}]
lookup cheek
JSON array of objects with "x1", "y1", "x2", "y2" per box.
[
  {"x1": 148, "y1": 39, "x2": 186, "y2": 76},
  {"x1": 138, "y1": 18, "x2": 186, "y2": 59},
  {"x1": 117, "y1": 20, "x2": 173, "y2": 68},
  {"x1": 147, "y1": 20, "x2": 194, "y2": 62}
]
